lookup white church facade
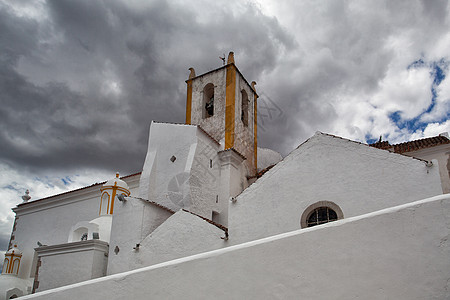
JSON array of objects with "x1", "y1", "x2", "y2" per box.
[{"x1": 1, "y1": 53, "x2": 450, "y2": 299}]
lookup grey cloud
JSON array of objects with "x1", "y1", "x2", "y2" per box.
[{"x1": 0, "y1": 0, "x2": 295, "y2": 177}]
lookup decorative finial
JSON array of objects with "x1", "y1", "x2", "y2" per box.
[
  {"x1": 251, "y1": 81, "x2": 257, "y2": 91},
  {"x1": 188, "y1": 67, "x2": 196, "y2": 79},
  {"x1": 227, "y1": 52, "x2": 235, "y2": 64},
  {"x1": 219, "y1": 54, "x2": 226, "y2": 65},
  {"x1": 22, "y1": 190, "x2": 31, "y2": 203},
  {"x1": 116, "y1": 172, "x2": 120, "y2": 178}
]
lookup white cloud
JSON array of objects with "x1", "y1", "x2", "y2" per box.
[
  {"x1": 412, "y1": 120, "x2": 450, "y2": 140},
  {"x1": 0, "y1": 162, "x2": 112, "y2": 248},
  {"x1": 371, "y1": 66, "x2": 433, "y2": 119},
  {"x1": 421, "y1": 69, "x2": 450, "y2": 122}
]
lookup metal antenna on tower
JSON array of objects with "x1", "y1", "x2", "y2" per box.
[{"x1": 219, "y1": 54, "x2": 226, "y2": 65}]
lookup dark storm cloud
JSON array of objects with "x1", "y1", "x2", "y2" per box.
[
  {"x1": 0, "y1": 233, "x2": 10, "y2": 251},
  {"x1": 0, "y1": 0, "x2": 295, "y2": 175}
]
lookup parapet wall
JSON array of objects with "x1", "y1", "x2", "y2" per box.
[{"x1": 21, "y1": 194, "x2": 450, "y2": 299}]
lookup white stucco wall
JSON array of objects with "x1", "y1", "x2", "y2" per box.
[
  {"x1": 35, "y1": 240, "x2": 108, "y2": 292},
  {"x1": 401, "y1": 143, "x2": 450, "y2": 193},
  {"x1": 0, "y1": 276, "x2": 33, "y2": 300},
  {"x1": 20, "y1": 194, "x2": 450, "y2": 300},
  {"x1": 228, "y1": 132, "x2": 443, "y2": 245},
  {"x1": 189, "y1": 127, "x2": 221, "y2": 218},
  {"x1": 8, "y1": 174, "x2": 140, "y2": 281},
  {"x1": 107, "y1": 197, "x2": 173, "y2": 275},
  {"x1": 110, "y1": 210, "x2": 226, "y2": 272},
  {"x1": 138, "y1": 122, "x2": 222, "y2": 219}
]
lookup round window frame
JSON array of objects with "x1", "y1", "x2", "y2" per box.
[{"x1": 300, "y1": 201, "x2": 344, "y2": 228}]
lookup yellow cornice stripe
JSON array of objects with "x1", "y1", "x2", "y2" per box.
[
  {"x1": 225, "y1": 64, "x2": 236, "y2": 149},
  {"x1": 186, "y1": 80, "x2": 193, "y2": 124}
]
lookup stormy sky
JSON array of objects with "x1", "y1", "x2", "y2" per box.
[{"x1": 0, "y1": 0, "x2": 449, "y2": 256}]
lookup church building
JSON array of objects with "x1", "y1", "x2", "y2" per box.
[{"x1": 1, "y1": 53, "x2": 449, "y2": 299}]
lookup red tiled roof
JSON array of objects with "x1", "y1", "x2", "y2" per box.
[
  {"x1": 369, "y1": 141, "x2": 391, "y2": 150},
  {"x1": 393, "y1": 136, "x2": 450, "y2": 153},
  {"x1": 369, "y1": 135, "x2": 450, "y2": 153}
]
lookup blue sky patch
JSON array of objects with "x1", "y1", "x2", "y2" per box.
[{"x1": 387, "y1": 58, "x2": 448, "y2": 135}]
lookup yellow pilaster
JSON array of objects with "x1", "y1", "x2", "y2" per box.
[
  {"x1": 109, "y1": 185, "x2": 117, "y2": 215},
  {"x1": 253, "y1": 93, "x2": 258, "y2": 171},
  {"x1": 186, "y1": 80, "x2": 193, "y2": 124},
  {"x1": 225, "y1": 63, "x2": 236, "y2": 149}
]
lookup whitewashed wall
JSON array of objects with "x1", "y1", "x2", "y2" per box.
[
  {"x1": 20, "y1": 194, "x2": 450, "y2": 300},
  {"x1": 138, "y1": 122, "x2": 221, "y2": 219},
  {"x1": 9, "y1": 174, "x2": 140, "y2": 280},
  {"x1": 228, "y1": 132, "x2": 443, "y2": 245},
  {"x1": 107, "y1": 198, "x2": 173, "y2": 275},
  {"x1": 109, "y1": 210, "x2": 226, "y2": 273},
  {"x1": 401, "y1": 143, "x2": 450, "y2": 193},
  {"x1": 34, "y1": 240, "x2": 108, "y2": 292}
]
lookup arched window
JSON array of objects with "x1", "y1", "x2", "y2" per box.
[
  {"x1": 2, "y1": 258, "x2": 9, "y2": 274},
  {"x1": 300, "y1": 201, "x2": 343, "y2": 228},
  {"x1": 306, "y1": 207, "x2": 338, "y2": 227},
  {"x1": 203, "y1": 83, "x2": 214, "y2": 118},
  {"x1": 241, "y1": 89, "x2": 248, "y2": 126},
  {"x1": 100, "y1": 192, "x2": 110, "y2": 215}
]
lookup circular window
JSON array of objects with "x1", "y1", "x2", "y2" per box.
[
  {"x1": 300, "y1": 201, "x2": 343, "y2": 228},
  {"x1": 306, "y1": 207, "x2": 338, "y2": 227}
]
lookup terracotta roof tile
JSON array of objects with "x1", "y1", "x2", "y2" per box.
[
  {"x1": 369, "y1": 141, "x2": 391, "y2": 150},
  {"x1": 393, "y1": 136, "x2": 450, "y2": 153},
  {"x1": 369, "y1": 135, "x2": 450, "y2": 153}
]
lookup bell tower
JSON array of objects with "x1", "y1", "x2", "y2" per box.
[{"x1": 185, "y1": 52, "x2": 258, "y2": 176}]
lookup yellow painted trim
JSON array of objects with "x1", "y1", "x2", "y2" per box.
[
  {"x1": 115, "y1": 186, "x2": 131, "y2": 195},
  {"x1": 16, "y1": 259, "x2": 20, "y2": 275},
  {"x1": 186, "y1": 80, "x2": 193, "y2": 124},
  {"x1": 109, "y1": 182, "x2": 118, "y2": 215},
  {"x1": 3, "y1": 258, "x2": 9, "y2": 274},
  {"x1": 4, "y1": 252, "x2": 21, "y2": 274},
  {"x1": 7, "y1": 257, "x2": 12, "y2": 273},
  {"x1": 110, "y1": 188, "x2": 117, "y2": 214},
  {"x1": 254, "y1": 93, "x2": 258, "y2": 172},
  {"x1": 225, "y1": 64, "x2": 236, "y2": 149}
]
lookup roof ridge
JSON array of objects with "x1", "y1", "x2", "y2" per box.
[
  {"x1": 17, "y1": 172, "x2": 142, "y2": 206},
  {"x1": 182, "y1": 209, "x2": 228, "y2": 238}
]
